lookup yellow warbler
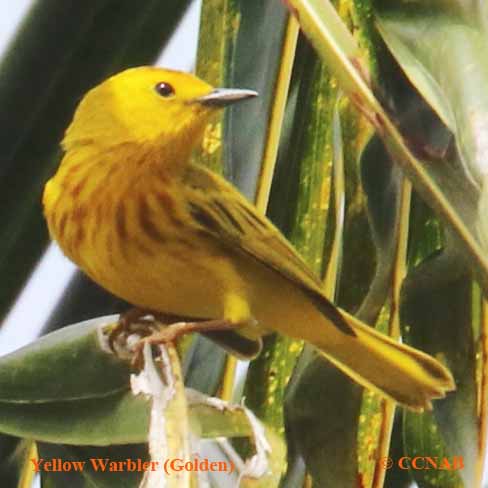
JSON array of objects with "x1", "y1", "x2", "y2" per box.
[{"x1": 43, "y1": 67, "x2": 454, "y2": 410}]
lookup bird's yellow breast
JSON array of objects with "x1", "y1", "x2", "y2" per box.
[{"x1": 43, "y1": 149, "x2": 250, "y2": 321}]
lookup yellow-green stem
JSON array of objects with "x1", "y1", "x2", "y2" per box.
[
  {"x1": 17, "y1": 441, "x2": 37, "y2": 488},
  {"x1": 477, "y1": 298, "x2": 488, "y2": 486},
  {"x1": 255, "y1": 17, "x2": 300, "y2": 213},
  {"x1": 371, "y1": 179, "x2": 411, "y2": 488},
  {"x1": 220, "y1": 15, "x2": 299, "y2": 402}
]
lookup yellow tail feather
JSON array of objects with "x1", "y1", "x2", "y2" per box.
[{"x1": 315, "y1": 311, "x2": 455, "y2": 411}]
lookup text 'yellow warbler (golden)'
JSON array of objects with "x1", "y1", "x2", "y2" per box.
[{"x1": 43, "y1": 67, "x2": 455, "y2": 410}]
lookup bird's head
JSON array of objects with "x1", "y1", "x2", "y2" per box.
[{"x1": 62, "y1": 67, "x2": 257, "y2": 162}]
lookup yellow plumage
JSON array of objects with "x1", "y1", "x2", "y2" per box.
[{"x1": 43, "y1": 67, "x2": 455, "y2": 410}]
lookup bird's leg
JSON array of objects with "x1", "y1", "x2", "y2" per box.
[
  {"x1": 143, "y1": 319, "x2": 240, "y2": 344},
  {"x1": 132, "y1": 319, "x2": 242, "y2": 368},
  {"x1": 109, "y1": 308, "x2": 209, "y2": 348}
]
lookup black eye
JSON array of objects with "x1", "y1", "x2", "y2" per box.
[{"x1": 154, "y1": 82, "x2": 175, "y2": 97}]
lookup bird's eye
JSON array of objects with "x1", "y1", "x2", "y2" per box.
[{"x1": 154, "y1": 82, "x2": 175, "y2": 98}]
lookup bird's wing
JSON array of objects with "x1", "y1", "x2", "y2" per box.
[{"x1": 184, "y1": 164, "x2": 354, "y2": 336}]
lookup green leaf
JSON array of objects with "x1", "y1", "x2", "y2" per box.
[
  {"x1": 286, "y1": 0, "x2": 488, "y2": 294},
  {"x1": 0, "y1": 434, "x2": 23, "y2": 487},
  {"x1": 37, "y1": 443, "x2": 147, "y2": 488},
  {"x1": 357, "y1": 134, "x2": 403, "y2": 322},
  {"x1": 0, "y1": 391, "x2": 150, "y2": 446},
  {"x1": 383, "y1": 413, "x2": 414, "y2": 488},
  {"x1": 376, "y1": 12, "x2": 488, "y2": 189},
  {"x1": 374, "y1": 17, "x2": 455, "y2": 131},
  {"x1": 182, "y1": 335, "x2": 227, "y2": 396},
  {"x1": 403, "y1": 412, "x2": 465, "y2": 487},
  {"x1": 0, "y1": 317, "x2": 265, "y2": 446},
  {"x1": 401, "y1": 250, "x2": 478, "y2": 487},
  {"x1": 284, "y1": 347, "x2": 362, "y2": 486},
  {"x1": 223, "y1": 1, "x2": 290, "y2": 200},
  {"x1": 0, "y1": 316, "x2": 129, "y2": 402}
]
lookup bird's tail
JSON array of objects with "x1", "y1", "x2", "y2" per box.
[{"x1": 313, "y1": 311, "x2": 455, "y2": 410}]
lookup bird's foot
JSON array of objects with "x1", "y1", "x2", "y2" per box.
[
  {"x1": 108, "y1": 308, "x2": 156, "y2": 352},
  {"x1": 108, "y1": 311, "x2": 241, "y2": 368}
]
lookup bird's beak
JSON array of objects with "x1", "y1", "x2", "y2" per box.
[{"x1": 193, "y1": 88, "x2": 258, "y2": 107}]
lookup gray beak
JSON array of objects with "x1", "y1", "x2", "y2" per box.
[{"x1": 194, "y1": 88, "x2": 258, "y2": 107}]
